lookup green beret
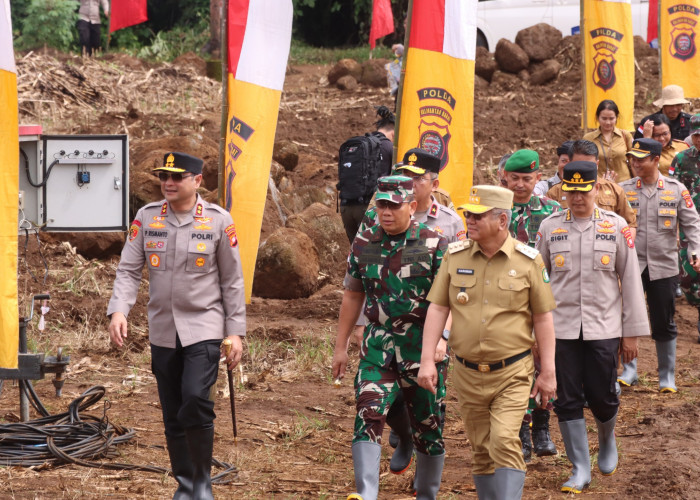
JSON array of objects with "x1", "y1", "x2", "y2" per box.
[{"x1": 504, "y1": 149, "x2": 540, "y2": 173}]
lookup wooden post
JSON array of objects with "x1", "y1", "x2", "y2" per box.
[{"x1": 218, "y1": 0, "x2": 229, "y2": 207}]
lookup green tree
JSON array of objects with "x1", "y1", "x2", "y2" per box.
[{"x1": 15, "y1": 0, "x2": 78, "y2": 51}]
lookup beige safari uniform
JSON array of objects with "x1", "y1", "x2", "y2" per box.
[
  {"x1": 620, "y1": 175, "x2": 700, "y2": 281},
  {"x1": 427, "y1": 235, "x2": 556, "y2": 473},
  {"x1": 536, "y1": 207, "x2": 649, "y2": 340},
  {"x1": 107, "y1": 195, "x2": 246, "y2": 347},
  {"x1": 547, "y1": 177, "x2": 637, "y2": 227},
  {"x1": 659, "y1": 140, "x2": 689, "y2": 176}
]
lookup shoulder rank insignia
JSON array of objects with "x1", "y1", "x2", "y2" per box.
[
  {"x1": 448, "y1": 240, "x2": 470, "y2": 254},
  {"x1": 516, "y1": 242, "x2": 539, "y2": 259}
]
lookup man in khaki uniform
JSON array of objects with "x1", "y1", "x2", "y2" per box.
[
  {"x1": 619, "y1": 139, "x2": 700, "y2": 393},
  {"x1": 108, "y1": 152, "x2": 246, "y2": 500},
  {"x1": 417, "y1": 185, "x2": 557, "y2": 500},
  {"x1": 546, "y1": 139, "x2": 637, "y2": 238},
  {"x1": 537, "y1": 161, "x2": 650, "y2": 494}
]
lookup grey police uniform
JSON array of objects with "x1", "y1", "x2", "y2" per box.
[
  {"x1": 537, "y1": 207, "x2": 649, "y2": 421},
  {"x1": 619, "y1": 175, "x2": 700, "y2": 341},
  {"x1": 108, "y1": 194, "x2": 245, "y2": 433}
]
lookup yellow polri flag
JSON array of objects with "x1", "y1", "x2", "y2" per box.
[
  {"x1": 0, "y1": 0, "x2": 18, "y2": 369},
  {"x1": 223, "y1": 0, "x2": 292, "y2": 303},
  {"x1": 582, "y1": 0, "x2": 635, "y2": 131},
  {"x1": 397, "y1": 0, "x2": 476, "y2": 209},
  {"x1": 660, "y1": 0, "x2": 700, "y2": 96}
]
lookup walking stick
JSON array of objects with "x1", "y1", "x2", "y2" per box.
[{"x1": 221, "y1": 338, "x2": 238, "y2": 444}]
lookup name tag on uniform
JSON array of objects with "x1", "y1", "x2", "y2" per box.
[{"x1": 457, "y1": 268, "x2": 474, "y2": 275}]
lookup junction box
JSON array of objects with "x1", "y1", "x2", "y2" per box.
[{"x1": 19, "y1": 125, "x2": 129, "y2": 232}]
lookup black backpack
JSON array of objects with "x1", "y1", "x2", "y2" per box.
[{"x1": 337, "y1": 133, "x2": 383, "y2": 204}]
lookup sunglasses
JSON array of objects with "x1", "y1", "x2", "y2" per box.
[
  {"x1": 157, "y1": 172, "x2": 194, "y2": 182},
  {"x1": 464, "y1": 211, "x2": 492, "y2": 221},
  {"x1": 376, "y1": 199, "x2": 407, "y2": 210}
]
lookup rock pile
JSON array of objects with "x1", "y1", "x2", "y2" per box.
[
  {"x1": 327, "y1": 57, "x2": 389, "y2": 90},
  {"x1": 479, "y1": 23, "x2": 564, "y2": 87}
]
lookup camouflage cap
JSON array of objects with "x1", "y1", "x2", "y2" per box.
[
  {"x1": 504, "y1": 149, "x2": 540, "y2": 172},
  {"x1": 375, "y1": 175, "x2": 414, "y2": 203},
  {"x1": 458, "y1": 185, "x2": 513, "y2": 214},
  {"x1": 626, "y1": 138, "x2": 662, "y2": 159},
  {"x1": 690, "y1": 113, "x2": 700, "y2": 135},
  {"x1": 395, "y1": 148, "x2": 441, "y2": 175},
  {"x1": 154, "y1": 152, "x2": 203, "y2": 174}
]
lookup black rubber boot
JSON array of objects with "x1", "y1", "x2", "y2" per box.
[
  {"x1": 519, "y1": 420, "x2": 532, "y2": 463},
  {"x1": 165, "y1": 434, "x2": 194, "y2": 500},
  {"x1": 386, "y1": 402, "x2": 414, "y2": 474},
  {"x1": 185, "y1": 425, "x2": 215, "y2": 500},
  {"x1": 532, "y1": 409, "x2": 558, "y2": 457}
]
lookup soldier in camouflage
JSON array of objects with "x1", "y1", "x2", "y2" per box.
[
  {"x1": 353, "y1": 148, "x2": 464, "y2": 479},
  {"x1": 503, "y1": 149, "x2": 561, "y2": 462},
  {"x1": 670, "y1": 114, "x2": 700, "y2": 343},
  {"x1": 332, "y1": 175, "x2": 448, "y2": 500}
]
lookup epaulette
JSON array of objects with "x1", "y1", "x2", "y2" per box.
[
  {"x1": 206, "y1": 203, "x2": 230, "y2": 215},
  {"x1": 516, "y1": 242, "x2": 539, "y2": 259},
  {"x1": 448, "y1": 240, "x2": 471, "y2": 254},
  {"x1": 142, "y1": 200, "x2": 163, "y2": 210}
]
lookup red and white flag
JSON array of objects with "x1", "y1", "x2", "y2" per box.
[
  {"x1": 369, "y1": 0, "x2": 394, "y2": 49},
  {"x1": 397, "y1": 0, "x2": 476, "y2": 210},
  {"x1": 223, "y1": 0, "x2": 292, "y2": 302},
  {"x1": 109, "y1": 0, "x2": 148, "y2": 33}
]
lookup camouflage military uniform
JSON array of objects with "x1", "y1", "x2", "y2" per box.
[
  {"x1": 344, "y1": 219, "x2": 447, "y2": 455},
  {"x1": 671, "y1": 147, "x2": 700, "y2": 305},
  {"x1": 510, "y1": 195, "x2": 560, "y2": 417},
  {"x1": 510, "y1": 195, "x2": 561, "y2": 247}
]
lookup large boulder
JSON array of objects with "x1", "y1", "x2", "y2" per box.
[
  {"x1": 272, "y1": 140, "x2": 299, "y2": 171},
  {"x1": 475, "y1": 46, "x2": 498, "y2": 82},
  {"x1": 515, "y1": 23, "x2": 563, "y2": 62},
  {"x1": 490, "y1": 70, "x2": 521, "y2": 90},
  {"x1": 529, "y1": 59, "x2": 561, "y2": 85},
  {"x1": 253, "y1": 228, "x2": 320, "y2": 299},
  {"x1": 360, "y1": 59, "x2": 389, "y2": 87},
  {"x1": 280, "y1": 184, "x2": 335, "y2": 213},
  {"x1": 495, "y1": 39, "x2": 529, "y2": 73},
  {"x1": 328, "y1": 58, "x2": 362, "y2": 84},
  {"x1": 285, "y1": 203, "x2": 349, "y2": 278}
]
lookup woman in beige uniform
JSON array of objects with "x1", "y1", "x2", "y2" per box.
[{"x1": 583, "y1": 100, "x2": 633, "y2": 182}]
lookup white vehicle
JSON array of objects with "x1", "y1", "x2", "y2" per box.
[{"x1": 476, "y1": 0, "x2": 651, "y2": 51}]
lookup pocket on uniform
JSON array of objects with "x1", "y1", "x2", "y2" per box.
[
  {"x1": 497, "y1": 277, "x2": 529, "y2": 308},
  {"x1": 658, "y1": 215, "x2": 676, "y2": 231},
  {"x1": 593, "y1": 241, "x2": 617, "y2": 272},
  {"x1": 146, "y1": 249, "x2": 166, "y2": 271},
  {"x1": 186, "y1": 239, "x2": 216, "y2": 273},
  {"x1": 450, "y1": 275, "x2": 477, "y2": 307}
]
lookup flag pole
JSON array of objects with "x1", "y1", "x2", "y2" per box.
[
  {"x1": 580, "y1": 1, "x2": 588, "y2": 131},
  {"x1": 392, "y1": 0, "x2": 414, "y2": 165},
  {"x1": 218, "y1": 0, "x2": 229, "y2": 207}
]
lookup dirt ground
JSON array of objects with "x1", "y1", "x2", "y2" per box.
[{"x1": 4, "y1": 38, "x2": 700, "y2": 499}]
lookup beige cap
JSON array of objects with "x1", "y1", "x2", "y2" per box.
[
  {"x1": 653, "y1": 85, "x2": 690, "y2": 107},
  {"x1": 458, "y1": 185, "x2": 513, "y2": 214}
]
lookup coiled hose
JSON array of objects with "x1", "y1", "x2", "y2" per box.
[{"x1": 0, "y1": 385, "x2": 237, "y2": 484}]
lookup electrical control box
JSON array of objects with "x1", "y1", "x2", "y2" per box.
[{"x1": 19, "y1": 129, "x2": 129, "y2": 232}]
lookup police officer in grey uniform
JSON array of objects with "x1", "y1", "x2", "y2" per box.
[
  {"x1": 108, "y1": 152, "x2": 246, "y2": 500},
  {"x1": 619, "y1": 139, "x2": 700, "y2": 393},
  {"x1": 537, "y1": 161, "x2": 649, "y2": 494},
  {"x1": 353, "y1": 148, "x2": 464, "y2": 476}
]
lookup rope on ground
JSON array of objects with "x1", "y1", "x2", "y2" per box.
[{"x1": 0, "y1": 385, "x2": 238, "y2": 483}]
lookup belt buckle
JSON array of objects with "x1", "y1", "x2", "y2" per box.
[{"x1": 478, "y1": 363, "x2": 490, "y2": 373}]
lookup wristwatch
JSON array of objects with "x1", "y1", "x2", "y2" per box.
[{"x1": 441, "y1": 329, "x2": 450, "y2": 341}]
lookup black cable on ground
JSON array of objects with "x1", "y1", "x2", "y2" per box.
[{"x1": 0, "y1": 386, "x2": 238, "y2": 483}]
